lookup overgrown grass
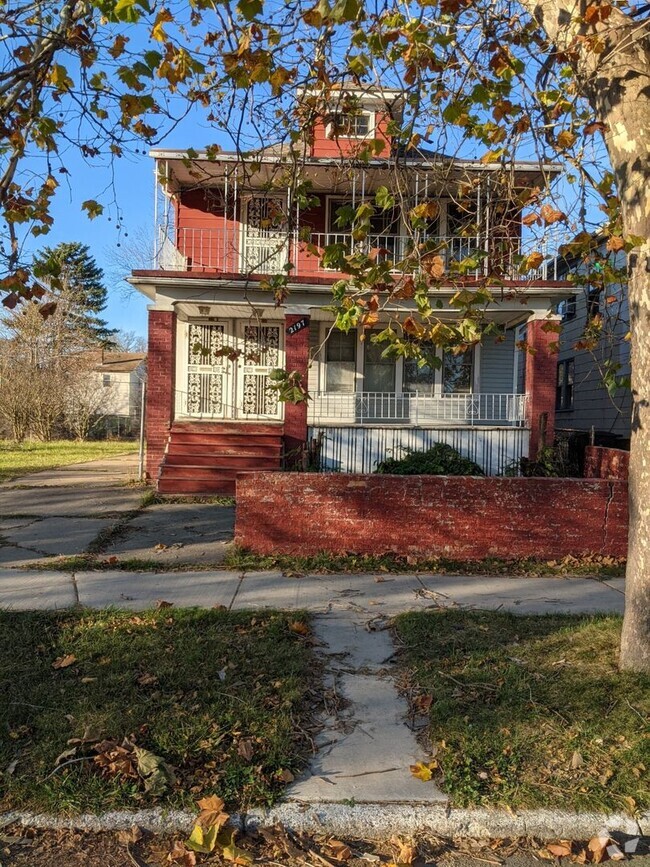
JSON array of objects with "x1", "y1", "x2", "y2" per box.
[
  {"x1": 394, "y1": 611, "x2": 649, "y2": 814},
  {"x1": 0, "y1": 608, "x2": 315, "y2": 814},
  {"x1": 0, "y1": 440, "x2": 138, "y2": 482},
  {"x1": 225, "y1": 547, "x2": 626, "y2": 580}
]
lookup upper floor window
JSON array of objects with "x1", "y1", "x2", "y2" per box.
[
  {"x1": 556, "y1": 359, "x2": 575, "y2": 410},
  {"x1": 557, "y1": 297, "x2": 577, "y2": 320},
  {"x1": 330, "y1": 111, "x2": 371, "y2": 138},
  {"x1": 102, "y1": 373, "x2": 111, "y2": 387}
]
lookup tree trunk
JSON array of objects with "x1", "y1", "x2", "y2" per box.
[
  {"x1": 588, "y1": 31, "x2": 650, "y2": 672},
  {"x1": 524, "y1": 1, "x2": 650, "y2": 669}
]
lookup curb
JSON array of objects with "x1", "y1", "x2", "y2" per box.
[{"x1": 1, "y1": 805, "x2": 648, "y2": 841}]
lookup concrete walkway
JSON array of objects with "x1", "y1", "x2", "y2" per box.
[{"x1": 0, "y1": 455, "x2": 629, "y2": 815}]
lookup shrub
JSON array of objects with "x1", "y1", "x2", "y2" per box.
[{"x1": 375, "y1": 443, "x2": 484, "y2": 476}]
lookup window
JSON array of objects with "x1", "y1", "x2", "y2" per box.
[
  {"x1": 330, "y1": 111, "x2": 371, "y2": 137},
  {"x1": 403, "y1": 344, "x2": 437, "y2": 395},
  {"x1": 102, "y1": 374, "x2": 111, "y2": 387},
  {"x1": 556, "y1": 359, "x2": 575, "y2": 410},
  {"x1": 364, "y1": 334, "x2": 396, "y2": 393},
  {"x1": 557, "y1": 297, "x2": 577, "y2": 320},
  {"x1": 587, "y1": 285, "x2": 601, "y2": 319},
  {"x1": 442, "y1": 349, "x2": 473, "y2": 394},
  {"x1": 326, "y1": 330, "x2": 356, "y2": 393}
]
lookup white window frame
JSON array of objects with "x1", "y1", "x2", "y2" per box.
[{"x1": 325, "y1": 110, "x2": 375, "y2": 140}]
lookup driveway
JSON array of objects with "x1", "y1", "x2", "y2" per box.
[{"x1": 0, "y1": 454, "x2": 235, "y2": 569}]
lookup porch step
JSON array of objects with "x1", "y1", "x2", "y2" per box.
[
  {"x1": 164, "y1": 454, "x2": 281, "y2": 469},
  {"x1": 157, "y1": 422, "x2": 284, "y2": 495},
  {"x1": 166, "y1": 445, "x2": 282, "y2": 459},
  {"x1": 171, "y1": 422, "x2": 283, "y2": 435},
  {"x1": 169, "y1": 433, "x2": 282, "y2": 448}
]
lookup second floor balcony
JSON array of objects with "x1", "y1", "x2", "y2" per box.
[{"x1": 156, "y1": 225, "x2": 563, "y2": 282}]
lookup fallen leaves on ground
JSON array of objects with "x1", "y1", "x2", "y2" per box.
[
  {"x1": 52, "y1": 653, "x2": 77, "y2": 669},
  {"x1": 538, "y1": 835, "x2": 636, "y2": 863},
  {"x1": 409, "y1": 759, "x2": 438, "y2": 781}
]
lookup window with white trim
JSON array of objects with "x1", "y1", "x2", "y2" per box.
[{"x1": 330, "y1": 111, "x2": 371, "y2": 137}]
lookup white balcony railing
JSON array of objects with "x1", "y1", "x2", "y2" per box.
[
  {"x1": 155, "y1": 227, "x2": 562, "y2": 281},
  {"x1": 308, "y1": 392, "x2": 528, "y2": 426}
]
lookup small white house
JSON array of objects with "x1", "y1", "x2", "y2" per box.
[{"x1": 90, "y1": 351, "x2": 147, "y2": 421}]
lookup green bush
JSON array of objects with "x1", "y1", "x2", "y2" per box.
[{"x1": 375, "y1": 443, "x2": 484, "y2": 476}]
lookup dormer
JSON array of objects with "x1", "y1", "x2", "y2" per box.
[{"x1": 297, "y1": 84, "x2": 405, "y2": 159}]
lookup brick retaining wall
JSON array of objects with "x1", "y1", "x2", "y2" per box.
[
  {"x1": 584, "y1": 445, "x2": 629, "y2": 481},
  {"x1": 235, "y1": 473, "x2": 628, "y2": 560}
]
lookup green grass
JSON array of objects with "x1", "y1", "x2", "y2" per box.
[
  {"x1": 394, "y1": 611, "x2": 649, "y2": 814},
  {"x1": 0, "y1": 439, "x2": 139, "y2": 482},
  {"x1": 225, "y1": 547, "x2": 626, "y2": 580},
  {"x1": 0, "y1": 608, "x2": 315, "y2": 814}
]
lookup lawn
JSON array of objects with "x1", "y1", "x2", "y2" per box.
[
  {"x1": 0, "y1": 608, "x2": 315, "y2": 814},
  {"x1": 394, "y1": 611, "x2": 649, "y2": 814},
  {"x1": 0, "y1": 439, "x2": 139, "y2": 482}
]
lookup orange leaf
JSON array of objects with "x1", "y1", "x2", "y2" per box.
[
  {"x1": 547, "y1": 842, "x2": 572, "y2": 857},
  {"x1": 196, "y1": 795, "x2": 230, "y2": 830},
  {"x1": 606, "y1": 236, "x2": 625, "y2": 252},
  {"x1": 52, "y1": 654, "x2": 77, "y2": 669},
  {"x1": 540, "y1": 204, "x2": 566, "y2": 225},
  {"x1": 289, "y1": 620, "x2": 310, "y2": 636}
]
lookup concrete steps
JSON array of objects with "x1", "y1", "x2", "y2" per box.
[{"x1": 158, "y1": 422, "x2": 284, "y2": 495}]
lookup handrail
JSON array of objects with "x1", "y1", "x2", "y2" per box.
[{"x1": 155, "y1": 226, "x2": 562, "y2": 281}]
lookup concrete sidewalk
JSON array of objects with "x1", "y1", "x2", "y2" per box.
[{"x1": 0, "y1": 567, "x2": 625, "y2": 613}]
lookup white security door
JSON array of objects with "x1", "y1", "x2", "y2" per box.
[
  {"x1": 237, "y1": 322, "x2": 283, "y2": 420},
  {"x1": 184, "y1": 322, "x2": 231, "y2": 418},
  {"x1": 242, "y1": 197, "x2": 289, "y2": 275}
]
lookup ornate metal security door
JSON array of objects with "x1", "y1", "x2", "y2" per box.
[
  {"x1": 242, "y1": 196, "x2": 289, "y2": 275},
  {"x1": 236, "y1": 322, "x2": 283, "y2": 420},
  {"x1": 185, "y1": 322, "x2": 230, "y2": 417}
]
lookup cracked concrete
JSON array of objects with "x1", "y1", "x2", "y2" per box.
[
  {"x1": 287, "y1": 612, "x2": 446, "y2": 803},
  {"x1": 103, "y1": 503, "x2": 235, "y2": 565}
]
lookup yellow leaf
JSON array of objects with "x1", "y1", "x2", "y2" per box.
[
  {"x1": 152, "y1": 7, "x2": 173, "y2": 41},
  {"x1": 218, "y1": 829, "x2": 253, "y2": 864},
  {"x1": 409, "y1": 760, "x2": 438, "y2": 781},
  {"x1": 186, "y1": 823, "x2": 219, "y2": 854},
  {"x1": 522, "y1": 251, "x2": 544, "y2": 272},
  {"x1": 556, "y1": 130, "x2": 577, "y2": 149}
]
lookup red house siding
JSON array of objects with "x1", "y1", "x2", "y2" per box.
[{"x1": 235, "y1": 473, "x2": 628, "y2": 560}]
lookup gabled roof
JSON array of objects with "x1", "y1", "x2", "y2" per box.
[{"x1": 85, "y1": 351, "x2": 147, "y2": 373}]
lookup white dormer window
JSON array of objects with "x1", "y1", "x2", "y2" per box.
[{"x1": 329, "y1": 111, "x2": 372, "y2": 138}]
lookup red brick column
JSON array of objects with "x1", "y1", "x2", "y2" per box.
[
  {"x1": 525, "y1": 318, "x2": 559, "y2": 458},
  {"x1": 146, "y1": 309, "x2": 176, "y2": 482},
  {"x1": 283, "y1": 312, "x2": 311, "y2": 462}
]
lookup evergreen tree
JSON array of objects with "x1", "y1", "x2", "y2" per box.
[{"x1": 32, "y1": 242, "x2": 116, "y2": 346}]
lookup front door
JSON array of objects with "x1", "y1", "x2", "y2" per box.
[
  {"x1": 237, "y1": 322, "x2": 283, "y2": 420},
  {"x1": 242, "y1": 196, "x2": 289, "y2": 275},
  {"x1": 185, "y1": 322, "x2": 231, "y2": 418}
]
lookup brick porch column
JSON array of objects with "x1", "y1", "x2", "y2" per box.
[
  {"x1": 525, "y1": 316, "x2": 560, "y2": 459},
  {"x1": 146, "y1": 309, "x2": 176, "y2": 482},
  {"x1": 283, "y1": 310, "x2": 311, "y2": 463}
]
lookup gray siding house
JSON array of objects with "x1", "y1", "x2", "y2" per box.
[{"x1": 556, "y1": 248, "x2": 631, "y2": 442}]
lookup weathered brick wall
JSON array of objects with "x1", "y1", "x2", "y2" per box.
[
  {"x1": 235, "y1": 473, "x2": 628, "y2": 560},
  {"x1": 526, "y1": 318, "x2": 559, "y2": 458},
  {"x1": 283, "y1": 313, "x2": 311, "y2": 461},
  {"x1": 584, "y1": 445, "x2": 630, "y2": 480},
  {"x1": 146, "y1": 310, "x2": 176, "y2": 481}
]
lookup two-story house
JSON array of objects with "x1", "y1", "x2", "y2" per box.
[{"x1": 130, "y1": 86, "x2": 574, "y2": 494}]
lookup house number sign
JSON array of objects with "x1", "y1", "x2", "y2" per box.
[{"x1": 286, "y1": 317, "x2": 308, "y2": 335}]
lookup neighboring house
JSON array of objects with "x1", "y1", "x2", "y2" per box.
[
  {"x1": 130, "y1": 85, "x2": 574, "y2": 494},
  {"x1": 90, "y1": 351, "x2": 147, "y2": 432},
  {"x1": 555, "y1": 247, "x2": 631, "y2": 443}
]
